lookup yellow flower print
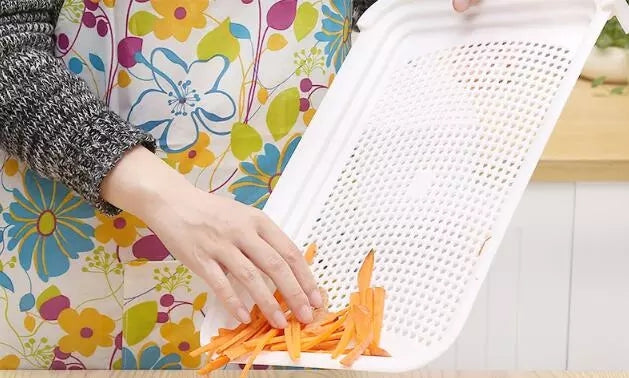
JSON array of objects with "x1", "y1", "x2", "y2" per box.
[
  {"x1": 167, "y1": 133, "x2": 215, "y2": 174},
  {"x1": 0, "y1": 355, "x2": 20, "y2": 370},
  {"x1": 152, "y1": 0, "x2": 209, "y2": 42},
  {"x1": 3, "y1": 158, "x2": 18, "y2": 176},
  {"x1": 94, "y1": 211, "x2": 146, "y2": 247},
  {"x1": 87, "y1": 0, "x2": 115, "y2": 8},
  {"x1": 160, "y1": 318, "x2": 201, "y2": 368},
  {"x1": 57, "y1": 308, "x2": 115, "y2": 357}
]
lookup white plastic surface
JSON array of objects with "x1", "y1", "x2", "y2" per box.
[{"x1": 202, "y1": 0, "x2": 627, "y2": 372}]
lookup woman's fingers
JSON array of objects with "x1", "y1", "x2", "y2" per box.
[
  {"x1": 257, "y1": 215, "x2": 323, "y2": 309},
  {"x1": 240, "y1": 237, "x2": 314, "y2": 324},
  {"x1": 219, "y1": 246, "x2": 287, "y2": 329},
  {"x1": 202, "y1": 259, "x2": 251, "y2": 324}
]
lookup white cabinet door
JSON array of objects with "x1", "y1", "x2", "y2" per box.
[
  {"x1": 568, "y1": 183, "x2": 629, "y2": 370},
  {"x1": 430, "y1": 183, "x2": 576, "y2": 369}
]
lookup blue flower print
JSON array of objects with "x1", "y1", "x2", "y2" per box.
[
  {"x1": 3, "y1": 170, "x2": 95, "y2": 282},
  {"x1": 315, "y1": 0, "x2": 352, "y2": 71},
  {"x1": 121, "y1": 343, "x2": 182, "y2": 370},
  {"x1": 128, "y1": 48, "x2": 236, "y2": 153},
  {"x1": 229, "y1": 135, "x2": 301, "y2": 209}
]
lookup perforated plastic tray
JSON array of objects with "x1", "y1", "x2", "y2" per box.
[{"x1": 202, "y1": 0, "x2": 629, "y2": 372}]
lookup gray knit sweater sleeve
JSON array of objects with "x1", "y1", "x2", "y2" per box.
[{"x1": 0, "y1": 0, "x2": 156, "y2": 215}]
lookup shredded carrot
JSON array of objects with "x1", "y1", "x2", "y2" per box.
[
  {"x1": 302, "y1": 313, "x2": 347, "y2": 350},
  {"x1": 245, "y1": 330, "x2": 343, "y2": 349},
  {"x1": 358, "y1": 249, "x2": 375, "y2": 304},
  {"x1": 292, "y1": 319, "x2": 301, "y2": 360},
  {"x1": 369, "y1": 345, "x2": 391, "y2": 357},
  {"x1": 351, "y1": 304, "x2": 371, "y2": 343},
  {"x1": 198, "y1": 355, "x2": 230, "y2": 375},
  {"x1": 189, "y1": 332, "x2": 233, "y2": 358},
  {"x1": 331, "y1": 316, "x2": 354, "y2": 359},
  {"x1": 216, "y1": 319, "x2": 265, "y2": 354},
  {"x1": 304, "y1": 243, "x2": 317, "y2": 265},
  {"x1": 251, "y1": 323, "x2": 271, "y2": 340},
  {"x1": 340, "y1": 331, "x2": 374, "y2": 367},
  {"x1": 310, "y1": 340, "x2": 339, "y2": 351},
  {"x1": 193, "y1": 248, "x2": 390, "y2": 375},
  {"x1": 364, "y1": 287, "x2": 374, "y2": 350},
  {"x1": 372, "y1": 286, "x2": 385, "y2": 347},
  {"x1": 284, "y1": 321, "x2": 298, "y2": 362},
  {"x1": 350, "y1": 292, "x2": 359, "y2": 306},
  {"x1": 303, "y1": 310, "x2": 337, "y2": 334},
  {"x1": 273, "y1": 291, "x2": 289, "y2": 312},
  {"x1": 269, "y1": 330, "x2": 344, "y2": 351},
  {"x1": 240, "y1": 328, "x2": 279, "y2": 378},
  {"x1": 223, "y1": 344, "x2": 253, "y2": 361}
]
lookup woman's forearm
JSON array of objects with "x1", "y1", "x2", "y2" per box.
[{"x1": 0, "y1": 1, "x2": 156, "y2": 215}]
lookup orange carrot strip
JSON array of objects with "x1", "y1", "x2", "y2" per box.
[
  {"x1": 250, "y1": 305, "x2": 261, "y2": 321},
  {"x1": 340, "y1": 331, "x2": 373, "y2": 367},
  {"x1": 331, "y1": 317, "x2": 354, "y2": 359},
  {"x1": 284, "y1": 322, "x2": 297, "y2": 362},
  {"x1": 190, "y1": 332, "x2": 235, "y2": 358},
  {"x1": 372, "y1": 287, "x2": 385, "y2": 347},
  {"x1": 310, "y1": 340, "x2": 339, "y2": 351},
  {"x1": 303, "y1": 310, "x2": 338, "y2": 334},
  {"x1": 350, "y1": 292, "x2": 359, "y2": 306},
  {"x1": 273, "y1": 291, "x2": 289, "y2": 312},
  {"x1": 304, "y1": 243, "x2": 317, "y2": 265},
  {"x1": 198, "y1": 355, "x2": 230, "y2": 375},
  {"x1": 216, "y1": 319, "x2": 265, "y2": 354},
  {"x1": 251, "y1": 323, "x2": 271, "y2": 340},
  {"x1": 245, "y1": 330, "x2": 343, "y2": 349},
  {"x1": 269, "y1": 343, "x2": 288, "y2": 351},
  {"x1": 267, "y1": 329, "x2": 346, "y2": 351},
  {"x1": 292, "y1": 319, "x2": 301, "y2": 360},
  {"x1": 369, "y1": 345, "x2": 391, "y2": 357},
  {"x1": 240, "y1": 328, "x2": 279, "y2": 378},
  {"x1": 302, "y1": 313, "x2": 347, "y2": 350},
  {"x1": 358, "y1": 250, "x2": 375, "y2": 304},
  {"x1": 351, "y1": 304, "x2": 371, "y2": 343},
  {"x1": 223, "y1": 344, "x2": 253, "y2": 361},
  {"x1": 218, "y1": 328, "x2": 232, "y2": 337}
]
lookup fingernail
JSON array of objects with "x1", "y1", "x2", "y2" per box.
[
  {"x1": 272, "y1": 311, "x2": 287, "y2": 329},
  {"x1": 297, "y1": 305, "x2": 313, "y2": 323},
  {"x1": 309, "y1": 290, "x2": 323, "y2": 308},
  {"x1": 237, "y1": 308, "x2": 251, "y2": 324}
]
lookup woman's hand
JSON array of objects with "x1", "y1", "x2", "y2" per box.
[
  {"x1": 453, "y1": 0, "x2": 480, "y2": 12},
  {"x1": 101, "y1": 146, "x2": 322, "y2": 329}
]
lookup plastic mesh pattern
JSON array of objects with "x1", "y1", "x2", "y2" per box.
[{"x1": 300, "y1": 41, "x2": 572, "y2": 347}]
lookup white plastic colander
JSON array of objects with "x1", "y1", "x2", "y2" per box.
[{"x1": 202, "y1": 0, "x2": 629, "y2": 372}]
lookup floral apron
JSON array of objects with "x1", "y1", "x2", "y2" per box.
[{"x1": 0, "y1": 0, "x2": 352, "y2": 370}]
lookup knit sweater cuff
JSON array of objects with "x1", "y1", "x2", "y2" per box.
[{"x1": 79, "y1": 110, "x2": 157, "y2": 216}]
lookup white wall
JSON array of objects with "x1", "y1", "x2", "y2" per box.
[{"x1": 429, "y1": 182, "x2": 629, "y2": 370}]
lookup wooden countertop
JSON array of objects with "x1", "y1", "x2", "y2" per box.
[
  {"x1": 3, "y1": 371, "x2": 628, "y2": 378},
  {"x1": 533, "y1": 79, "x2": 629, "y2": 181}
]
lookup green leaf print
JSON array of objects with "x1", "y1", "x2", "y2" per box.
[
  {"x1": 294, "y1": 2, "x2": 319, "y2": 41},
  {"x1": 59, "y1": 0, "x2": 84, "y2": 24},
  {"x1": 124, "y1": 301, "x2": 158, "y2": 346},
  {"x1": 129, "y1": 11, "x2": 157, "y2": 37},
  {"x1": 266, "y1": 87, "x2": 301, "y2": 141},
  {"x1": 197, "y1": 19, "x2": 240, "y2": 62},
  {"x1": 231, "y1": 122, "x2": 263, "y2": 161}
]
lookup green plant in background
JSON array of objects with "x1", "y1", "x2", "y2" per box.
[
  {"x1": 596, "y1": 16, "x2": 629, "y2": 49},
  {"x1": 591, "y1": 75, "x2": 627, "y2": 96},
  {"x1": 596, "y1": 0, "x2": 629, "y2": 49},
  {"x1": 591, "y1": 1, "x2": 628, "y2": 96}
]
